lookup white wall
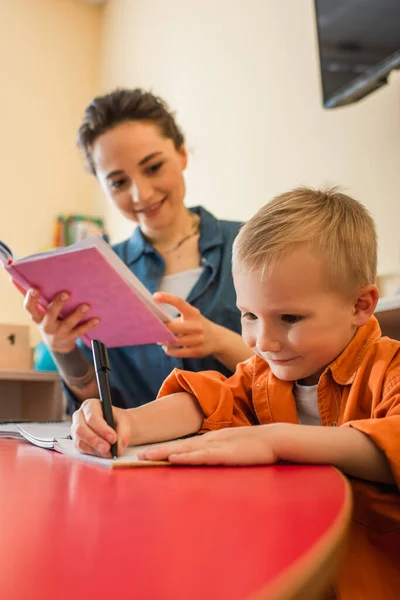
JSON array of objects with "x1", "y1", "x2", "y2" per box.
[
  {"x1": 100, "y1": 0, "x2": 400, "y2": 276},
  {"x1": 0, "y1": 0, "x2": 101, "y2": 344}
]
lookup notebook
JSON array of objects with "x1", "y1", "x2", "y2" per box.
[
  {"x1": 0, "y1": 423, "x2": 26, "y2": 440},
  {"x1": 0, "y1": 235, "x2": 175, "y2": 348},
  {"x1": 53, "y1": 438, "x2": 168, "y2": 468},
  {"x1": 0, "y1": 421, "x2": 71, "y2": 444},
  {"x1": 0, "y1": 422, "x2": 168, "y2": 468}
]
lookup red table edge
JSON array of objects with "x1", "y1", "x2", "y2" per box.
[{"x1": 248, "y1": 468, "x2": 352, "y2": 600}]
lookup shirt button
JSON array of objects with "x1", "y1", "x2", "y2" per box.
[{"x1": 201, "y1": 257, "x2": 206, "y2": 264}]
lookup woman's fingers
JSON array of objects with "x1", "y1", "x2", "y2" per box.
[
  {"x1": 44, "y1": 291, "x2": 71, "y2": 322},
  {"x1": 48, "y1": 301, "x2": 96, "y2": 335},
  {"x1": 162, "y1": 346, "x2": 204, "y2": 358},
  {"x1": 23, "y1": 288, "x2": 46, "y2": 324},
  {"x1": 153, "y1": 292, "x2": 201, "y2": 320},
  {"x1": 68, "y1": 317, "x2": 100, "y2": 339},
  {"x1": 163, "y1": 334, "x2": 203, "y2": 348},
  {"x1": 21, "y1": 287, "x2": 100, "y2": 351},
  {"x1": 166, "y1": 321, "x2": 203, "y2": 336}
]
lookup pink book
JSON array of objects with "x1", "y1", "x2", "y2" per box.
[{"x1": 0, "y1": 235, "x2": 175, "y2": 348}]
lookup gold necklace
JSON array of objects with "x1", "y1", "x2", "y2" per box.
[{"x1": 156, "y1": 213, "x2": 200, "y2": 254}]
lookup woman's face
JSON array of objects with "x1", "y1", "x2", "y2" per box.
[{"x1": 91, "y1": 121, "x2": 188, "y2": 236}]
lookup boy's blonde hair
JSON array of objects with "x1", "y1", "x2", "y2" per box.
[{"x1": 233, "y1": 187, "x2": 377, "y2": 296}]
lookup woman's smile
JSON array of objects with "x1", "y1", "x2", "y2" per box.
[{"x1": 133, "y1": 196, "x2": 167, "y2": 216}]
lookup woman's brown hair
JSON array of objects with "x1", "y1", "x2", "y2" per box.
[{"x1": 77, "y1": 88, "x2": 185, "y2": 175}]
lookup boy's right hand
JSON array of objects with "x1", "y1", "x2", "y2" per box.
[
  {"x1": 17, "y1": 284, "x2": 99, "y2": 354},
  {"x1": 71, "y1": 399, "x2": 134, "y2": 458}
]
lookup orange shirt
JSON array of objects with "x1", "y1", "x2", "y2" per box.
[{"x1": 158, "y1": 316, "x2": 400, "y2": 599}]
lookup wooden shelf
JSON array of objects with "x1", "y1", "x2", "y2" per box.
[
  {"x1": 0, "y1": 370, "x2": 64, "y2": 421},
  {"x1": 0, "y1": 370, "x2": 61, "y2": 381}
]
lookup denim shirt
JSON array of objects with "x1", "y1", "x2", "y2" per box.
[{"x1": 64, "y1": 206, "x2": 242, "y2": 414}]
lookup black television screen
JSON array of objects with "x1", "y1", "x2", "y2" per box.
[{"x1": 315, "y1": 0, "x2": 400, "y2": 108}]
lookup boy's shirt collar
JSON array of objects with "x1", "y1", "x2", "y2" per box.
[{"x1": 325, "y1": 316, "x2": 381, "y2": 385}]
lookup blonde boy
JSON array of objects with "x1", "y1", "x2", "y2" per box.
[{"x1": 73, "y1": 187, "x2": 400, "y2": 599}]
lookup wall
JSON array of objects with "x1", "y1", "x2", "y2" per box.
[
  {"x1": 0, "y1": 0, "x2": 102, "y2": 344},
  {"x1": 99, "y1": 0, "x2": 400, "y2": 277}
]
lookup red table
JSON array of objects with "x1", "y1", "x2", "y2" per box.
[{"x1": 0, "y1": 440, "x2": 351, "y2": 600}]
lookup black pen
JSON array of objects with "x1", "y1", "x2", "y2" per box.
[{"x1": 91, "y1": 339, "x2": 118, "y2": 459}]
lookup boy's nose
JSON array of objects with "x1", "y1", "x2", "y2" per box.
[
  {"x1": 258, "y1": 341, "x2": 281, "y2": 354},
  {"x1": 257, "y1": 332, "x2": 281, "y2": 354}
]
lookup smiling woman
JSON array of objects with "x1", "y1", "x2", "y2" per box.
[{"x1": 21, "y1": 88, "x2": 253, "y2": 412}]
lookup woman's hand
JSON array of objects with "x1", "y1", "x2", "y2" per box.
[
  {"x1": 153, "y1": 291, "x2": 224, "y2": 358},
  {"x1": 71, "y1": 398, "x2": 134, "y2": 457},
  {"x1": 137, "y1": 425, "x2": 279, "y2": 465},
  {"x1": 154, "y1": 291, "x2": 253, "y2": 369},
  {"x1": 17, "y1": 284, "x2": 100, "y2": 354}
]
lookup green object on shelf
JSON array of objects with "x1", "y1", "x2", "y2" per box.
[{"x1": 54, "y1": 214, "x2": 106, "y2": 247}]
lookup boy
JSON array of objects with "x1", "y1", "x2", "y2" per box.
[{"x1": 73, "y1": 187, "x2": 400, "y2": 599}]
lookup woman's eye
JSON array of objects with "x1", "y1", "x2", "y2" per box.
[
  {"x1": 242, "y1": 312, "x2": 257, "y2": 321},
  {"x1": 281, "y1": 314, "x2": 303, "y2": 324},
  {"x1": 146, "y1": 162, "x2": 163, "y2": 175},
  {"x1": 110, "y1": 178, "x2": 128, "y2": 190}
]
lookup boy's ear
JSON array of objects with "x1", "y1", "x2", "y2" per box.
[{"x1": 352, "y1": 284, "x2": 379, "y2": 325}]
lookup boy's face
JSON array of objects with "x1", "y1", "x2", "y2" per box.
[{"x1": 234, "y1": 248, "x2": 361, "y2": 386}]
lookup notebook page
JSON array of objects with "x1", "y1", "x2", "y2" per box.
[
  {"x1": 0, "y1": 423, "x2": 23, "y2": 439},
  {"x1": 54, "y1": 438, "x2": 169, "y2": 468},
  {"x1": 17, "y1": 422, "x2": 72, "y2": 448}
]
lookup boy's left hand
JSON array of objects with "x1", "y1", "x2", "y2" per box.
[{"x1": 137, "y1": 425, "x2": 279, "y2": 465}]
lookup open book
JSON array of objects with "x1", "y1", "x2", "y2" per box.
[
  {"x1": 0, "y1": 422, "x2": 168, "y2": 468},
  {"x1": 0, "y1": 235, "x2": 175, "y2": 348}
]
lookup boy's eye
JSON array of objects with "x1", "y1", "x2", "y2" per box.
[
  {"x1": 281, "y1": 314, "x2": 303, "y2": 324},
  {"x1": 145, "y1": 162, "x2": 163, "y2": 175},
  {"x1": 241, "y1": 312, "x2": 257, "y2": 321}
]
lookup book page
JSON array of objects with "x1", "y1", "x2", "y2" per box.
[
  {"x1": 0, "y1": 423, "x2": 23, "y2": 439},
  {"x1": 76, "y1": 235, "x2": 172, "y2": 322},
  {"x1": 17, "y1": 422, "x2": 72, "y2": 448},
  {"x1": 54, "y1": 438, "x2": 170, "y2": 468}
]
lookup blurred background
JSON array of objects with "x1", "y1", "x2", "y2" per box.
[{"x1": 1, "y1": 0, "x2": 400, "y2": 346}]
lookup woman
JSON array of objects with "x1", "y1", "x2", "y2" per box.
[{"x1": 23, "y1": 89, "x2": 252, "y2": 413}]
